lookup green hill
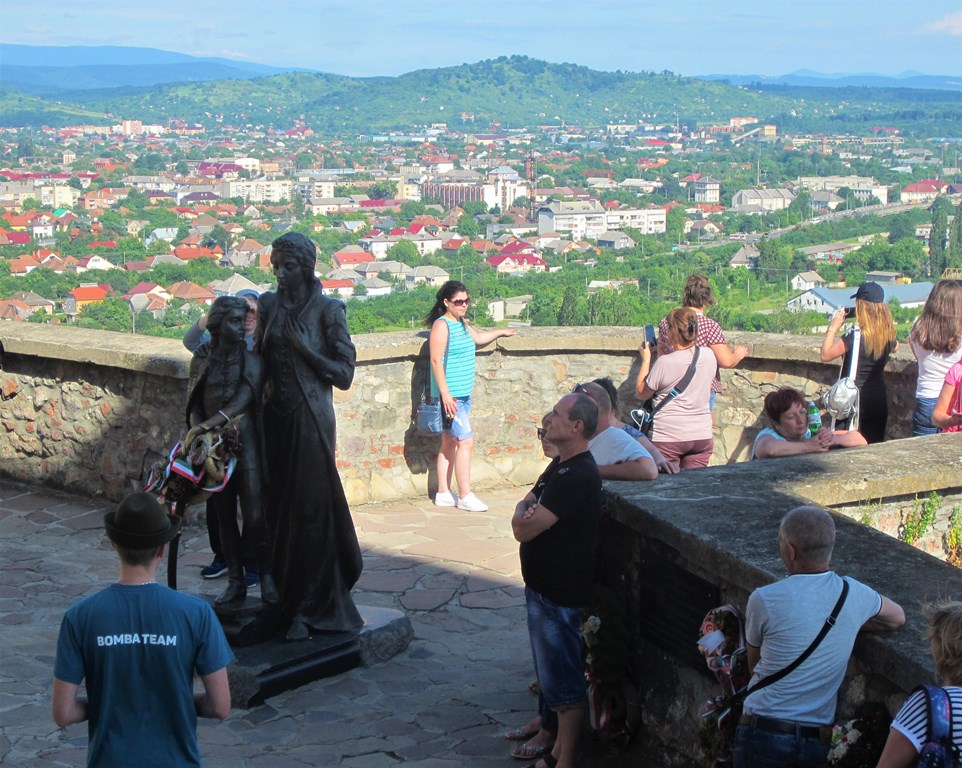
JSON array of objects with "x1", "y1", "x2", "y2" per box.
[{"x1": 3, "y1": 55, "x2": 961, "y2": 135}]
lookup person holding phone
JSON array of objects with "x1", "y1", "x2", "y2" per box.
[
  {"x1": 638, "y1": 307, "x2": 718, "y2": 469},
  {"x1": 820, "y1": 282, "x2": 897, "y2": 444},
  {"x1": 425, "y1": 280, "x2": 516, "y2": 512},
  {"x1": 658, "y1": 274, "x2": 748, "y2": 411}
]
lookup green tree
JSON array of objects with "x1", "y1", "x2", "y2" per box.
[
  {"x1": 367, "y1": 181, "x2": 397, "y2": 200},
  {"x1": 74, "y1": 298, "x2": 132, "y2": 333},
  {"x1": 888, "y1": 214, "x2": 918, "y2": 244},
  {"x1": 929, "y1": 200, "x2": 950, "y2": 277},
  {"x1": 460, "y1": 200, "x2": 488, "y2": 217},
  {"x1": 756, "y1": 238, "x2": 792, "y2": 281},
  {"x1": 456, "y1": 216, "x2": 480, "y2": 238},
  {"x1": 557, "y1": 285, "x2": 585, "y2": 325},
  {"x1": 948, "y1": 207, "x2": 962, "y2": 268},
  {"x1": 386, "y1": 239, "x2": 419, "y2": 263}
]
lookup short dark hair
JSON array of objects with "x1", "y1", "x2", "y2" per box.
[
  {"x1": 591, "y1": 377, "x2": 620, "y2": 411},
  {"x1": 114, "y1": 544, "x2": 160, "y2": 567},
  {"x1": 568, "y1": 393, "x2": 599, "y2": 437},
  {"x1": 781, "y1": 506, "x2": 835, "y2": 564},
  {"x1": 763, "y1": 387, "x2": 807, "y2": 424}
]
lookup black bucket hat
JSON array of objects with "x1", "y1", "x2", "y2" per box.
[{"x1": 104, "y1": 492, "x2": 181, "y2": 549}]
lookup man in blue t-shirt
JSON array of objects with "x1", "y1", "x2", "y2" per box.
[
  {"x1": 512, "y1": 393, "x2": 603, "y2": 768},
  {"x1": 53, "y1": 492, "x2": 234, "y2": 768}
]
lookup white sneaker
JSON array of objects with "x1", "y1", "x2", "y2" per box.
[
  {"x1": 435, "y1": 491, "x2": 458, "y2": 507},
  {"x1": 456, "y1": 492, "x2": 488, "y2": 512}
]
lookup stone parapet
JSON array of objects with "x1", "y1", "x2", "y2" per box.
[
  {"x1": 600, "y1": 434, "x2": 962, "y2": 765},
  {"x1": 0, "y1": 324, "x2": 921, "y2": 504}
]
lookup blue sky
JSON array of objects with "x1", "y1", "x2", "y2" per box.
[{"x1": 4, "y1": 1, "x2": 961, "y2": 78}]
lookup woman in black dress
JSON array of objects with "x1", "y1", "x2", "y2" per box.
[
  {"x1": 820, "y1": 281, "x2": 897, "y2": 444},
  {"x1": 256, "y1": 232, "x2": 363, "y2": 639}
]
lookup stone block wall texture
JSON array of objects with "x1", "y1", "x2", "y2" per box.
[{"x1": 0, "y1": 325, "x2": 920, "y2": 504}]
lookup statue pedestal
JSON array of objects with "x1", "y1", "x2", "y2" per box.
[{"x1": 211, "y1": 604, "x2": 413, "y2": 708}]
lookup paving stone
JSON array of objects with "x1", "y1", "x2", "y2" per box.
[{"x1": 0, "y1": 483, "x2": 655, "y2": 766}]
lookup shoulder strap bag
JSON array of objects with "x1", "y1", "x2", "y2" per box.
[
  {"x1": 631, "y1": 346, "x2": 701, "y2": 434},
  {"x1": 824, "y1": 327, "x2": 861, "y2": 431},
  {"x1": 734, "y1": 577, "x2": 850, "y2": 706}
]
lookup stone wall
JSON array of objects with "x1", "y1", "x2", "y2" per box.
[
  {"x1": 0, "y1": 324, "x2": 921, "y2": 503},
  {"x1": 599, "y1": 434, "x2": 962, "y2": 765},
  {"x1": 0, "y1": 324, "x2": 959, "y2": 767}
]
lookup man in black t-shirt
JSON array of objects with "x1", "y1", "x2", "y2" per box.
[{"x1": 512, "y1": 393, "x2": 603, "y2": 768}]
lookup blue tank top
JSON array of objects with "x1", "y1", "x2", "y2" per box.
[{"x1": 431, "y1": 317, "x2": 476, "y2": 398}]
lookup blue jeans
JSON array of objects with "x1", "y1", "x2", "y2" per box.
[
  {"x1": 525, "y1": 586, "x2": 586, "y2": 710},
  {"x1": 913, "y1": 396, "x2": 938, "y2": 436},
  {"x1": 733, "y1": 722, "x2": 828, "y2": 768}
]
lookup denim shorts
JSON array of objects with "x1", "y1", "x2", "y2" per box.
[
  {"x1": 525, "y1": 586, "x2": 586, "y2": 710},
  {"x1": 913, "y1": 396, "x2": 938, "y2": 436},
  {"x1": 446, "y1": 396, "x2": 473, "y2": 441}
]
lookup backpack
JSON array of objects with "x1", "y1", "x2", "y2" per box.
[
  {"x1": 696, "y1": 604, "x2": 751, "y2": 763},
  {"x1": 917, "y1": 685, "x2": 960, "y2": 768}
]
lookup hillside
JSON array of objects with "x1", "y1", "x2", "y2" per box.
[
  {"x1": 0, "y1": 44, "x2": 299, "y2": 95},
  {"x1": 3, "y1": 55, "x2": 961, "y2": 135}
]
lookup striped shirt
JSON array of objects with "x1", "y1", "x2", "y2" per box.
[
  {"x1": 431, "y1": 317, "x2": 476, "y2": 398},
  {"x1": 891, "y1": 685, "x2": 962, "y2": 752}
]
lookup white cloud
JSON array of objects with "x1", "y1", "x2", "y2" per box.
[{"x1": 925, "y1": 9, "x2": 962, "y2": 35}]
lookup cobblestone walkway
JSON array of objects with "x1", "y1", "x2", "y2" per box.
[{"x1": 0, "y1": 479, "x2": 651, "y2": 767}]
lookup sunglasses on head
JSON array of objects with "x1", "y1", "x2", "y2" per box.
[
  {"x1": 449, "y1": 298, "x2": 470, "y2": 307},
  {"x1": 572, "y1": 383, "x2": 587, "y2": 394}
]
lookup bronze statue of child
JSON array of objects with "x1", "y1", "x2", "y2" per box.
[{"x1": 185, "y1": 296, "x2": 279, "y2": 606}]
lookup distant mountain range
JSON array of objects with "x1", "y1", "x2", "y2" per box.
[
  {"x1": 699, "y1": 69, "x2": 962, "y2": 92},
  {"x1": 2, "y1": 44, "x2": 960, "y2": 95},
  {"x1": 0, "y1": 44, "x2": 305, "y2": 95},
  {"x1": 1, "y1": 46, "x2": 960, "y2": 136}
]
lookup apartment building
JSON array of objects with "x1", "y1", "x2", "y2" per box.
[{"x1": 537, "y1": 201, "x2": 667, "y2": 239}]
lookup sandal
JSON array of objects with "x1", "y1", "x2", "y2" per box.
[
  {"x1": 504, "y1": 726, "x2": 539, "y2": 741},
  {"x1": 511, "y1": 742, "x2": 549, "y2": 760},
  {"x1": 523, "y1": 755, "x2": 557, "y2": 768}
]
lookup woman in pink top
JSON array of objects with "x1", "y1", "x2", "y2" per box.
[
  {"x1": 658, "y1": 273, "x2": 748, "y2": 410},
  {"x1": 932, "y1": 360, "x2": 962, "y2": 433},
  {"x1": 637, "y1": 307, "x2": 718, "y2": 469}
]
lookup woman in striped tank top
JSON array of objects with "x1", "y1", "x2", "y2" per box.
[
  {"x1": 876, "y1": 600, "x2": 962, "y2": 766},
  {"x1": 426, "y1": 281, "x2": 516, "y2": 512}
]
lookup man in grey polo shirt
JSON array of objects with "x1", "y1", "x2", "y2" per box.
[{"x1": 733, "y1": 505, "x2": 904, "y2": 768}]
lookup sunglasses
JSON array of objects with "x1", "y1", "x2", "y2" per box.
[
  {"x1": 572, "y1": 383, "x2": 587, "y2": 394},
  {"x1": 537, "y1": 428, "x2": 547, "y2": 439},
  {"x1": 449, "y1": 298, "x2": 470, "y2": 307}
]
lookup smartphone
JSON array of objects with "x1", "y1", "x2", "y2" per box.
[
  {"x1": 442, "y1": 410, "x2": 454, "y2": 430},
  {"x1": 644, "y1": 324, "x2": 657, "y2": 346},
  {"x1": 844, "y1": 306, "x2": 856, "y2": 319}
]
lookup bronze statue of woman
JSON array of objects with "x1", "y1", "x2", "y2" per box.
[
  {"x1": 256, "y1": 232, "x2": 363, "y2": 640},
  {"x1": 185, "y1": 296, "x2": 279, "y2": 606}
]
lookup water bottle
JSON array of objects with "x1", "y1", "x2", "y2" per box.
[{"x1": 806, "y1": 401, "x2": 822, "y2": 435}]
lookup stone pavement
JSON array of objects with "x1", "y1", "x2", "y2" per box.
[{"x1": 0, "y1": 479, "x2": 653, "y2": 767}]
